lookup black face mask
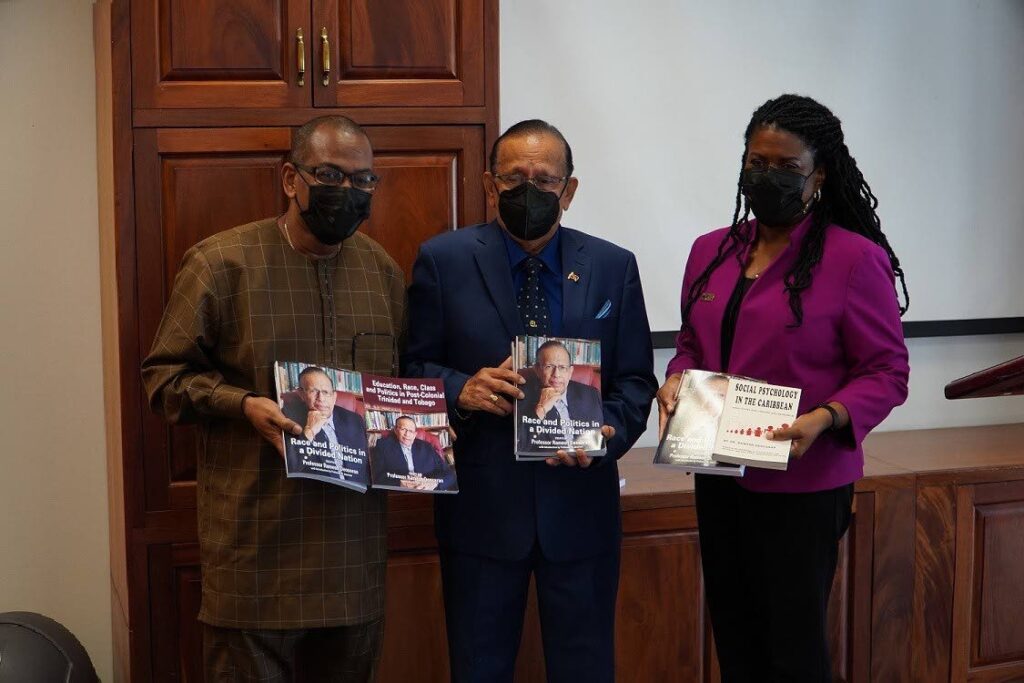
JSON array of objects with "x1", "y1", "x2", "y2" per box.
[
  {"x1": 741, "y1": 167, "x2": 815, "y2": 228},
  {"x1": 298, "y1": 185, "x2": 372, "y2": 246},
  {"x1": 498, "y1": 183, "x2": 562, "y2": 241}
]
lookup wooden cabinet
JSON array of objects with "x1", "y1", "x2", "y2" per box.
[
  {"x1": 950, "y1": 480, "x2": 1024, "y2": 682},
  {"x1": 312, "y1": 0, "x2": 486, "y2": 107},
  {"x1": 131, "y1": 0, "x2": 310, "y2": 109},
  {"x1": 130, "y1": 0, "x2": 486, "y2": 109},
  {"x1": 100, "y1": 0, "x2": 497, "y2": 678}
]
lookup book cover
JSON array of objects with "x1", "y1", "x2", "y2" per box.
[
  {"x1": 512, "y1": 335, "x2": 606, "y2": 460},
  {"x1": 362, "y1": 374, "x2": 458, "y2": 494},
  {"x1": 274, "y1": 361, "x2": 370, "y2": 493},
  {"x1": 653, "y1": 370, "x2": 745, "y2": 477},
  {"x1": 712, "y1": 378, "x2": 802, "y2": 470}
]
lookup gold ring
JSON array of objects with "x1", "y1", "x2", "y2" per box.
[{"x1": 488, "y1": 393, "x2": 499, "y2": 404}]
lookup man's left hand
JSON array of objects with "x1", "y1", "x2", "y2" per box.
[
  {"x1": 766, "y1": 410, "x2": 832, "y2": 459},
  {"x1": 545, "y1": 425, "x2": 616, "y2": 468}
]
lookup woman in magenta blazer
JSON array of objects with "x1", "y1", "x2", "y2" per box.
[{"x1": 658, "y1": 94, "x2": 910, "y2": 682}]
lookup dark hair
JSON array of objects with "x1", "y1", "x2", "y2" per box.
[
  {"x1": 680, "y1": 94, "x2": 909, "y2": 330},
  {"x1": 489, "y1": 119, "x2": 574, "y2": 176},
  {"x1": 535, "y1": 340, "x2": 570, "y2": 362},
  {"x1": 290, "y1": 115, "x2": 370, "y2": 165},
  {"x1": 298, "y1": 365, "x2": 334, "y2": 389},
  {"x1": 395, "y1": 415, "x2": 417, "y2": 428}
]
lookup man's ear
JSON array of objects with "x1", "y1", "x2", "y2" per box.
[
  {"x1": 560, "y1": 177, "x2": 579, "y2": 211},
  {"x1": 282, "y1": 162, "x2": 299, "y2": 199},
  {"x1": 482, "y1": 171, "x2": 499, "y2": 209}
]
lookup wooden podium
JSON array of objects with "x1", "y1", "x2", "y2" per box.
[{"x1": 945, "y1": 354, "x2": 1024, "y2": 399}]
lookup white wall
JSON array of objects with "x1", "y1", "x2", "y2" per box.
[
  {"x1": 501, "y1": 0, "x2": 1024, "y2": 439},
  {"x1": 0, "y1": 1, "x2": 112, "y2": 679},
  {"x1": 502, "y1": 0, "x2": 1024, "y2": 327}
]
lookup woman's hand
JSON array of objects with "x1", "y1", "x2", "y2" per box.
[
  {"x1": 656, "y1": 373, "x2": 683, "y2": 439},
  {"x1": 766, "y1": 406, "x2": 841, "y2": 459}
]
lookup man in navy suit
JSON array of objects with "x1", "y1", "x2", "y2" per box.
[
  {"x1": 281, "y1": 366, "x2": 369, "y2": 481},
  {"x1": 404, "y1": 119, "x2": 657, "y2": 682},
  {"x1": 518, "y1": 340, "x2": 604, "y2": 452},
  {"x1": 371, "y1": 415, "x2": 456, "y2": 491}
]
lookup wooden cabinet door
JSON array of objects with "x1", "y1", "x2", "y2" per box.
[
  {"x1": 133, "y1": 124, "x2": 484, "y2": 514},
  {"x1": 361, "y1": 125, "x2": 486, "y2": 281},
  {"x1": 134, "y1": 127, "x2": 292, "y2": 514},
  {"x1": 950, "y1": 480, "x2": 1024, "y2": 682},
  {"x1": 312, "y1": 0, "x2": 486, "y2": 107},
  {"x1": 130, "y1": 0, "x2": 310, "y2": 108}
]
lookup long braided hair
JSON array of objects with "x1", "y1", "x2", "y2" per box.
[{"x1": 680, "y1": 94, "x2": 909, "y2": 331}]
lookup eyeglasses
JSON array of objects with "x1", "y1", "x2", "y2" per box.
[
  {"x1": 294, "y1": 163, "x2": 380, "y2": 191},
  {"x1": 493, "y1": 173, "x2": 568, "y2": 193},
  {"x1": 301, "y1": 388, "x2": 335, "y2": 398},
  {"x1": 539, "y1": 364, "x2": 570, "y2": 374}
]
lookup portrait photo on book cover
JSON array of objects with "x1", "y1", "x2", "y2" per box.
[
  {"x1": 276, "y1": 362, "x2": 369, "y2": 487},
  {"x1": 666, "y1": 371, "x2": 729, "y2": 454},
  {"x1": 514, "y1": 336, "x2": 604, "y2": 455},
  {"x1": 365, "y1": 410, "x2": 457, "y2": 493}
]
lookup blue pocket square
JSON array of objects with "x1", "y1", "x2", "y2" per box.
[{"x1": 594, "y1": 300, "x2": 612, "y2": 319}]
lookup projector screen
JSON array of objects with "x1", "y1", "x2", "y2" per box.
[{"x1": 500, "y1": 1, "x2": 1024, "y2": 332}]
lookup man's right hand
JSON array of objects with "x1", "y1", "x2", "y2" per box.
[
  {"x1": 656, "y1": 373, "x2": 683, "y2": 439},
  {"x1": 457, "y1": 356, "x2": 525, "y2": 417},
  {"x1": 534, "y1": 386, "x2": 562, "y2": 419},
  {"x1": 242, "y1": 396, "x2": 302, "y2": 460},
  {"x1": 303, "y1": 410, "x2": 329, "y2": 441}
]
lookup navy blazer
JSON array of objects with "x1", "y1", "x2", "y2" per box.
[
  {"x1": 403, "y1": 222, "x2": 657, "y2": 561},
  {"x1": 371, "y1": 433, "x2": 455, "y2": 489}
]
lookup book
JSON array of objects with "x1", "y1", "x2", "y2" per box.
[
  {"x1": 653, "y1": 370, "x2": 745, "y2": 477},
  {"x1": 512, "y1": 335, "x2": 606, "y2": 460},
  {"x1": 711, "y1": 377, "x2": 802, "y2": 470},
  {"x1": 273, "y1": 362, "x2": 457, "y2": 494},
  {"x1": 274, "y1": 361, "x2": 370, "y2": 493},
  {"x1": 362, "y1": 374, "x2": 458, "y2": 494}
]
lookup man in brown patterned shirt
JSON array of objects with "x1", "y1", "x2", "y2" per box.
[{"x1": 142, "y1": 116, "x2": 405, "y2": 682}]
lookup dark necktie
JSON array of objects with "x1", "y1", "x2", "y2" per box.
[{"x1": 517, "y1": 257, "x2": 551, "y2": 335}]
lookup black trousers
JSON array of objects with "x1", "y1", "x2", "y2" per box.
[
  {"x1": 695, "y1": 475, "x2": 853, "y2": 683},
  {"x1": 440, "y1": 545, "x2": 620, "y2": 683},
  {"x1": 203, "y1": 620, "x2": 383, "y2": 682}
]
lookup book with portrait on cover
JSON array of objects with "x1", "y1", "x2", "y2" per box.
[
  {"x1": 654, "y1": 371, "x2": 801, "y2": 473},
  {"x1": 274, "y1": 361, "x2": 371, "y2": 493},
  {"x1": 273, "y1": 362, "x2": 458, "y2": 494},
  {"x1": 362, "y1": 374, "x2": 458, "y2": 494},
  {"x1": 512, "y1": 335, "x2": 606, "y2": 460},
  {"x1": 653, "y1": 370, "x2": 745, "y2": 476}
]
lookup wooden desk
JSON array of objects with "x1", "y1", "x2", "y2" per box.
[{"x1": 379, "y1": 424, "x2": 1024, "y2": 683}]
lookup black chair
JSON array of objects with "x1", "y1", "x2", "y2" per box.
[{"x1": 0, "y1": 612, "x2": 98, "y2": 682}]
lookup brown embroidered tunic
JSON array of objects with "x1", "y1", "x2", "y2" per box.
[{"x1": 142, "y1": 218, "x2": 405, "y2": 629}]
